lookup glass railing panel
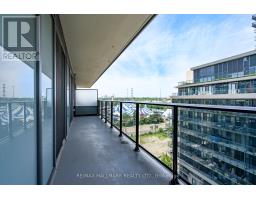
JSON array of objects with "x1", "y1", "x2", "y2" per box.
[
  {"x1": 178, "y1": 107, "x2": 256, "y2": 185},
  {"x1": 24, "y1": 101, "x2": 34, "y2": 129},
  {"x1": 139, "y1": 104, "x2": 173, "y2": 169},
  {"x1": 99, "y1": 101, "x2": 101, "y2": 116},
  {"x1": 107, "y1": 101, "x2": 111, "y2": 122},
  {"x1": 10, "y1": 102, "x2": 28, "y2": 134},
  {"x1": 122, "y1": 103, "x2": 136, "y2": 141},
  {"x1": 102, "y1": 101, "x2": 105, "y2": 119},
  {"x1": 113, "y1": 101, "x2": 120, "y2": 129}
]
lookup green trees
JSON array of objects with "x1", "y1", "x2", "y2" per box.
[
  {"x1": 140, "y1": 113, "x2": 164, "y2": 125},
  {"x1": 122, "y1": 113, "x2": 135, "y2": 127},
  {"x1": 160, "y1": 153, "x2": 172, "y2": 167},
  {"x1": 123, "y1": 113, "x2": 165, "y2": 127}
]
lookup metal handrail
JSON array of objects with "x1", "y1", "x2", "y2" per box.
[{"x1": 100, "y1": 100, "x2": 256, "y2": 113}]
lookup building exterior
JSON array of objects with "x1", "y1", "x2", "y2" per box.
[{"x1": 172, "y1": 50, "x2": 256, "y2": 184}]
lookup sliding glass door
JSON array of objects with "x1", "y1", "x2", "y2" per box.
[
  {"x1": 55, "y1": 36, "x2": 66, "y2": 157},
  {"x1": 66, "y1": 65, "x2": 70, "y2": 132}
]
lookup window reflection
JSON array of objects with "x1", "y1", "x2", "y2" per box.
[{"x1": 0, "y1": 45, "x2": 37, "y2": 184}]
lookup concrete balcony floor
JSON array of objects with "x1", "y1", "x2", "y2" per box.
[{"x1": 51, "y1": 116, "x2": 172, "y2": 185}]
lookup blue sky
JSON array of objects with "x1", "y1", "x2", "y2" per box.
[{"x1": 93, "y1": 14, "x2": 255, "y2": 97}]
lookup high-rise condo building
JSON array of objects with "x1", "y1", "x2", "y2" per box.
[{"x1": 172, "y1": 50, "x2": 256, "y2": 184}]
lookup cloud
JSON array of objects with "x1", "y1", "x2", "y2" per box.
[
  {"x1": 93, "y1": 73, "x2": 175, "y2": 98},
  {"x1": 93, "y1": 14, "x2": 255, "y2": 97}
]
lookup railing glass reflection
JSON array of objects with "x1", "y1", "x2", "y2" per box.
[
  {"x1": 121, "y1": 103, "x2": 136, "y2": 141},
  {"x1": 113, "y1": 101, "x2": 120, "y2": 129},
  {"x1": 107, "y1": 101, "x2": 111, "y2": 123},
  {"x1": 0, "y1": 101, "x2": 34, "y2": 143}
]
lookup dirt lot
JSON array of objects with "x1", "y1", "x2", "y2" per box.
[
  {"x1": 123, "y1": 123, "x2": 168, "y2": 135},
  {"x1": 140, "y1": 134, "x2": 172, "y2": 158}
]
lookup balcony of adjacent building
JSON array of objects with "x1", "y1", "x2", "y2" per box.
[{"x1": 177, "y1": 52, "x2": 256, "y2": 88}]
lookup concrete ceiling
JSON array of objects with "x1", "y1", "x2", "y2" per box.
[{"x1": 59, "y1": 14, "x2": 153, "y2": 88}]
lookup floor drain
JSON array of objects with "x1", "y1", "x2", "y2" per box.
[{"x1": 120, "y1": 140, "x2": 128, "y2": 144}]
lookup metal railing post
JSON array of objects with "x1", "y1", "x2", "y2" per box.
[
  {"x1": 134, "y1": 103, "x2": 140, "y2": 152},
  {"x1": 110, "y1": 101, "x2": 113, "y2": 128},
  {"x1": 170, "y1": 105, "x2": 178, "y2": 185},
  {"x1": 97, "y1": 100, "x2": 100, "y2": 116},
  {"x1": 23, "y1": 102, "x2": 27, "y2": 129},
  {"x1": 98, "y1": 100, "x2": 101, "y2": 116},
  {"x1": 119, "y1": 102, "x2": 123, "y2": 137},
  {"x1": 101, "y1": 101, "x2": 103, "y2": 119},
  {"x1": 105, "y1": 101, "x2": 107, "y2": 123}
]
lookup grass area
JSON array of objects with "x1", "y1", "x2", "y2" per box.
[
  {"x1": 130, "y1": 134, "x2": 135, "y2": 141},
  {"x1": 128, "y1": 129, "x2": 173, "y2": 168},
  {"x1": 159, "y1": 153, "x2": 173, "y2": 167},
  {"x1": 125, "y1": 128, "x2": 172, "y2": 143},
  {"x1": 139, "y1": 128, "x2": 170, "y2": 144},
  {"x1": 140, "y1": 131, "x2": 169, "y2": 141}
]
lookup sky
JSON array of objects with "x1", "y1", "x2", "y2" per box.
[
  {"x1": 0, "y1": 46, "x2": 51, "y2": 99},
  {"x1": 92, "y1": 14, "x2": 255, "y2": 98}
]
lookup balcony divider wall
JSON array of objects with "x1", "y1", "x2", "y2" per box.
[{"x1": 75, "y1": 89, "x2": 98, "y2": 116}]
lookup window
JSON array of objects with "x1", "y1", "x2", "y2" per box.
[
  {"x1": 228, "y1": 61, "x2": 233, "y2": 77},
  {"x1": 243, "y1": 57, "x2": 249, "y2": 75},
  {"x1": 232, "y1": 60, "x2": 238, "y2": 78},
  {"x1": 250, "y1": 55, "x2": 256, "y2": 67},
  {"x1": 249, "y1": 55, "x2": 256, "y2": 75},
  {"x1": 223, "y1": 63, "x2": 228, "y2": 78},
  {"x1": 214, "y1": 65, "x2": 219, "y2": 80},
  {"x1": 0, "y1": 15, "x2": 37, "y2": 184},
  {"x1": 237, "y1": 58, "x2": 244, "y2": 76},
  {"x1": 219, "y1": 64, "x2": 223, "y2": 79}
]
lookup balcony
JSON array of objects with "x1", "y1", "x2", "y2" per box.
[
  {"x1": 177, "y1": 67, "x2": 256, "y2": 88},
  {"x1": 52, "y1": 100, "x2": 256, "y2": 185},
  {"x1": 178, "y1": 80, "x2": 194, "y2": 86},
  {"x1": 51, "y1": 116, "x2": 172, "y2": 185},
  {"x1": 1, "y1": 99, "x2": 255, "y2": 185}
]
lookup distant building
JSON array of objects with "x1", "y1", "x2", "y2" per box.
[{"x1": 172, "y1": 50, "x2": 256, "y2": 184}]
